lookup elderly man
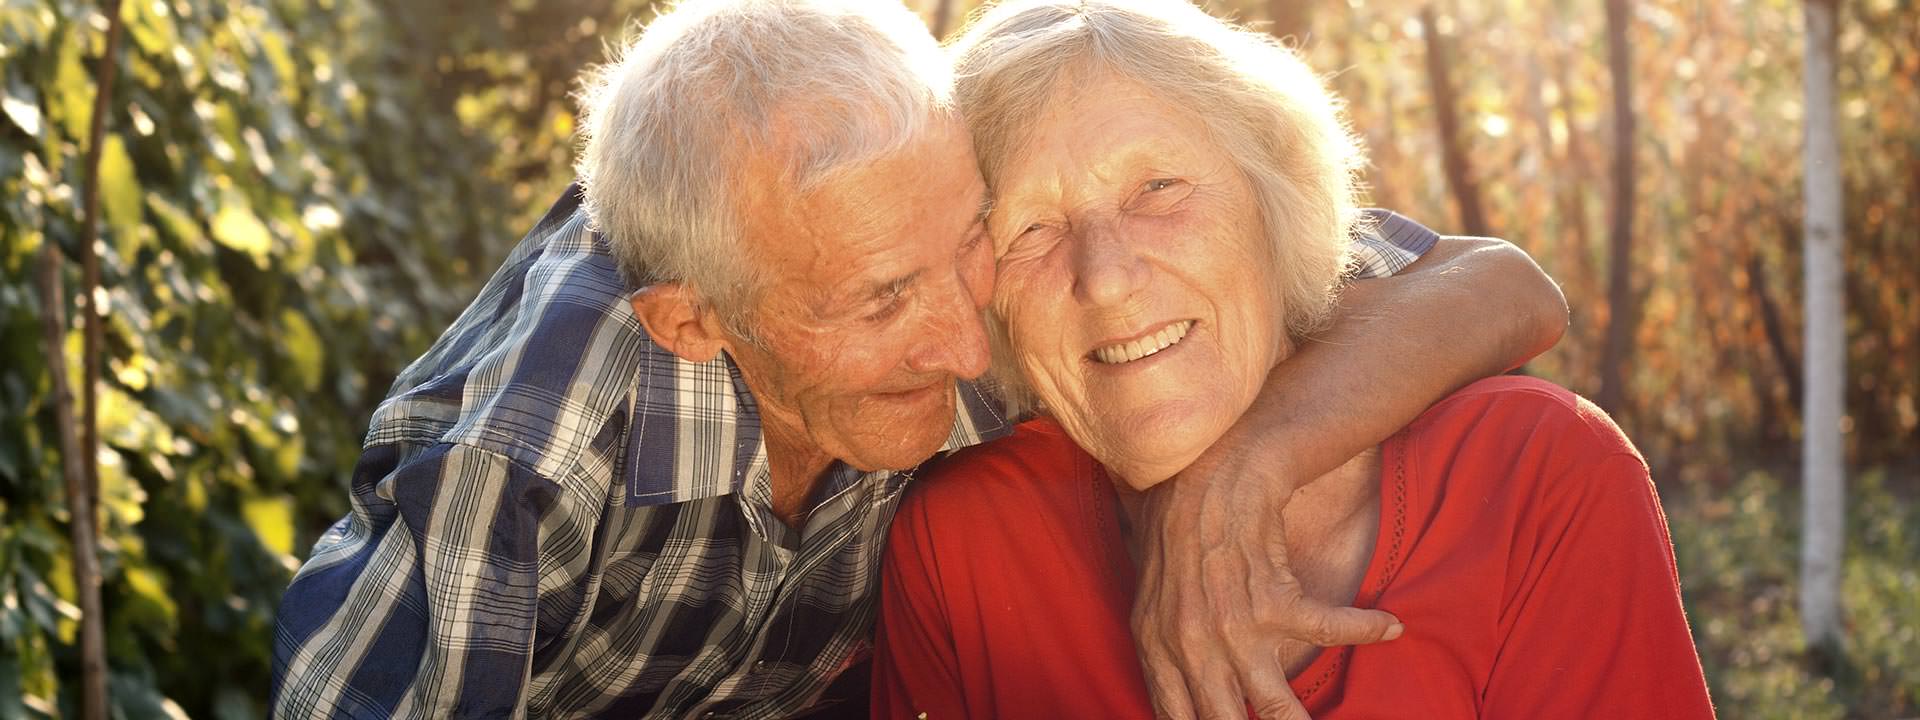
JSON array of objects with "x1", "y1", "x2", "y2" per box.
[{"x1": 271, "y1": 1, "x2": 1564, "y2": 718}]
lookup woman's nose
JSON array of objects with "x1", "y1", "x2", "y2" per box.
[{"x1": 1070, "y1": 222, "x2": 1149, "y2": 307}]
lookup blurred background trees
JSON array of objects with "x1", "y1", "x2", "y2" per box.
[{"x1": 1, "y1": 0, "x2": 1914, "y2": 717}]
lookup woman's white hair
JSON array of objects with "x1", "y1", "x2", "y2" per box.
[
  {"x1": 576, "y1": 0, "x2": 955, "y2": 317},
  {"x1": 948, "y1": 0, "x2": 1368, "y2": 411}
]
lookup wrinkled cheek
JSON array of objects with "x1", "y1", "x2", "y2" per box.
[
  {"x1": 1018, "y1": 355, "x2": 1077, "y2": 415},
  {"x1": 966, "y1": 247, "x2": 996, "y2": 305}
]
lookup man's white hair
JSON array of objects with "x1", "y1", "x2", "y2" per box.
[{"x1": 576, "y1": 0, "x2": 954, "y2": 314}]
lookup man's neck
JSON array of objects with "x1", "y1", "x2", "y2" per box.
[{"x1": 761, "y1": 423, "x2": 837, "y2": 529}]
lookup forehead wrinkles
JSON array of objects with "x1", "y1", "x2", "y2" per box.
[
  {"x1": 998, "y1": 78, "x2": 1209, "y2": 212},
  {"x1": 744, "y1": 140, "x2": 978, "y2": 316}
]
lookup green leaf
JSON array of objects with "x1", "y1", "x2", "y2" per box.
[
  {"x1": 124, "y1": 0, "x2": 179, "y2": 57},
  {"x1": 121, "y1": 564, "x2": 178, "y2": 632},
  {"x1": 211, "y1": 199, "x2": 272, "y2": 267},
  {"x1": 146, "y1": 194, "x2": 211, "y2": 256},
  {"x1": 99, "y1": 447, "x2": 146, "y2": 529},
  {"x1": 51, "y1": 25, "x2": 92, "y2": 142},
  {"x1": 240, "y1": 495, "x2": 294, "y2": 557},
  {"x1": 257, "y1": 28, "x2": 296, "y2": 91},
  {"x1": 278, "y1": 308, "x2": 322, "y2": 392},
  {"x1": 99, "y1": 133, "x2": 144, "y2": 256}
]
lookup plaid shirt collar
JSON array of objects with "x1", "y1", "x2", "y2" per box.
[{"x1": 618, "y1": 333, "x2": 1007, "y2": 507}]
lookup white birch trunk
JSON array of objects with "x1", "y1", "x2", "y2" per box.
[{"x1": 1799, "y1": 0, "x2": 1846, "y2": 650}]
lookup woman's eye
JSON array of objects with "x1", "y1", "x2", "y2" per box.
[
  {"x1": 1128, "y1": 177, "x2": 1191, "y2": 213},
  {"x1": 999, "y1": 222, "x2": 1058, "y2": 260}
]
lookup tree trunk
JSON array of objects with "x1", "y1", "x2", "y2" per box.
[
  {"x1": 1418, "y1": 5, "x2": 1492, "y2": 238},
  {"x1": 930, "y1": 0, "x2": 955, "y2": 40},
  {"x1": 1799, "y1": 0, "x2": 1846, "y2": 653},
  {"x1": 1595, "y1": 0, "x2": 1637, "y2": 415},
  {"x1": 1750, "y1": 248, "x2": 1804, "y2": 412},
  {"x1": 1552, "y1": 44, "x2": 1598, "y2": 363}
]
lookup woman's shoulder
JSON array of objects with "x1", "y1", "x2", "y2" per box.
[
  {"x1": 1382, "y1": 377, "x2": 1658, "y2": 556},
  {"x1": 1402, "y1": 376, "x2": 1641, "y2": 465},
  {"x1": 919, "y1": 416, "x2": 1090, "y2": 485},
  {"x1": 894, "y1": 417, "x2": 1104, "y2": 535}
]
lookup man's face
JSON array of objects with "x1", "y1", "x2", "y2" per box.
[{"x1": 724, "y1": 118, "x2": 994, "y2": 473}]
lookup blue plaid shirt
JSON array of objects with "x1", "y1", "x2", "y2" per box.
[{"x1": 270, "y1": 184, "x2": 1436, "y2": 719}]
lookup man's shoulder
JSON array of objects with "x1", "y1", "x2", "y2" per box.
[
  {"x1": 1349, "y1": 208, "x2": 1441, "y2": 278},
  {"x1": 367, "y1": 184, "x2": 653, "y2": 480}
]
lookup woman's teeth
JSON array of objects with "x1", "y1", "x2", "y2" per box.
[{"x1": 1093, "y1": 320, "x2": 1195, "y2": 364}]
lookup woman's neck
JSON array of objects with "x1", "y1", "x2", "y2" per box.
[{"x1": 1118, "y1": 448, "x2": 1383, "y2": 675}]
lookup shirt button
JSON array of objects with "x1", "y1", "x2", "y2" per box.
[{"x1": 753, "y1": 660, "x2": 767, "y2": 670}]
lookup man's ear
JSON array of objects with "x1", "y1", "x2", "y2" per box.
[{"x1": 630, "y1": 284, "x2": 729, "y2": 363}]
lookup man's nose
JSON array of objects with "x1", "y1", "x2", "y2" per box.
[
  {"x1": 1071, "y1": 221, "x2": 1148, "y2": 307},
  {"x1": 906, "y1": 273, "x2": 992, "y2": 379}
]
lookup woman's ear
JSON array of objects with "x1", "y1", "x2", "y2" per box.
[{"x1": 630, "y1": 284, "x2": 729, "y2": 363}]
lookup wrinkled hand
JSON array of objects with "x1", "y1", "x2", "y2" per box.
[{"x1": 1131, "y1": 459, "x2": 1402, "y2": 720}]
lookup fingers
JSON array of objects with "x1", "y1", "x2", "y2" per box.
[
  {"x1": 1239, "y1": 652, "x2": 1308, "y2": 720},
  {"x1": 1285, "y1": 598, "x2": 1403, "y2": 647},
  {"x1": 1191, "y1": 675, "x2": 1247, "y2": 720},
  {"x1": 1141, "y1": 653, "x2": 1197, "y2": 720}
]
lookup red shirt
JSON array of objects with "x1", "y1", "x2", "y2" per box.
[{"x1": 873, "y1": 377, "x2": 1715, "y2": 719}]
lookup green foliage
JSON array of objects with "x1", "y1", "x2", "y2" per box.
[
  {"x1": 0, "y1": 0, "x2": 649, "y2": 716},
  {"x1": 1669, "y1": 467, "x2": 1920, "y2": 719}
]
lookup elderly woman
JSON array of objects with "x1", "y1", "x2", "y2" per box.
[{"x1": 871, "y1": 1, "x2": 1716, "y2": 718}]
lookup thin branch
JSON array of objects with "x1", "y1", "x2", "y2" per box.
[
  {"x1": 1596, "y1": 0, "x2": 1638, "y2": 414},
  {"x1": 1418, "y1": 5, "x2": 1492, "y2": 238},
  {"x1": 35, "y1": 236, "x2": 110, "y2": 720},
  {"x1": 66, "y1": 0, "x2": 129, "y2": 718},
  {"x1": 80, "y1": 0, "x2": 127, "y2": 504}
]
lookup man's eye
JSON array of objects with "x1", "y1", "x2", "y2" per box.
[
  {"x1": 1144, "y1": 178, "x2": 1180, "y2": 192},
  {"x1": 961, "y1": 226, "x2": 989, "y2": 252},
  {"x1": 865, "y1": 297, "x2": 903, "y2": 323}
]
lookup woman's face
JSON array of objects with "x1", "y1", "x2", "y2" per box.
[{"x1": 989, "y1": 73, "x2": 1285, "y2": 488}]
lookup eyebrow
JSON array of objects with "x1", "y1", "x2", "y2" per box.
[{"x1": 866, "y1": 271, "x2": 921, "y2": 302}]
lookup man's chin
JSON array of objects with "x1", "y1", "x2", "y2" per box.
[
  {"x1": 836, "y1": 388, "x2": 957, "y2": 471},
  {"x1": 842, "y1": 423, "x2": 954, "y2": 473}
]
